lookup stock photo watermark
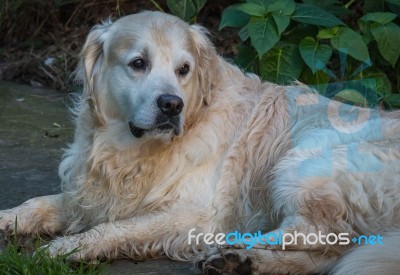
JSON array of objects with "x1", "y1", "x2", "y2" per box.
[{"x1": 188, "y1": 228, "x2": 383, "y2": 250}]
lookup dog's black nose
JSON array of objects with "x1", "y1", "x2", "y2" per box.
[{"x1": 157, "y1": 94, "x2": 184, "y2": 116}]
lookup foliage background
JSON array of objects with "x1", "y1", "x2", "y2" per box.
[
  {"x1": 1, "y1": 0, "x2": 400, "y2": 109},
  {"x1": 0, "y1": 0, "x2": 237, "y2": 90},
  {"x1": 216, "y1": 0, "x2": 400, "y2": 109}
]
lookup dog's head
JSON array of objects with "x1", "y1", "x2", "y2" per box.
[{"x1": 76, "y1": 11, "x2": 217, "y2": 142}]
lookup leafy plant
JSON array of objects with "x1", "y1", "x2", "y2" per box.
[
  {"x1": 219, "y1": 0, "x2": 400, "y2": 108},
  {"x1": 165, "y1": 0, "x2": 206, "y2": 22}
]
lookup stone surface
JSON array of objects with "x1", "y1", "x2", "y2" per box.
[
  {"x1": 0, "y1": 81, "x2": 199, "y2": 274},
  {"x1": 0, "y1": 81, "x2": 72, "y2": 208},
  {"x1": 105, "y1": 259, "x2": 199, "y2": 275}
]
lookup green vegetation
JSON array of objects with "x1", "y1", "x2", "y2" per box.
[
  {"x1": 165, "y1": 0, "x2": 206, "y2": 21},
  {"x1": 0, "y1": 222, "x2": 103, "y2": 275},
  {"x1": 0, "y1": 243, "x2": 102, "y2": 275},
  {"x1": 166, "y1": 0, "x2": 400, "y2": 108},
  {"x1": 4, "y1": 0, "x2": 399, "y2": 109}
]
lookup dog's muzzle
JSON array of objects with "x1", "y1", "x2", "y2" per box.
[{"x1": 128, "y1": 94, "x2": 183, "y2": 139}]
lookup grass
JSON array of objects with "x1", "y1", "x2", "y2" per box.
[{"x1": 0, "y1": 234, "x2": 105, "y2": 275}]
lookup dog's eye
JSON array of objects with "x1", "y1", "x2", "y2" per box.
[
  {"x1": 129, "y1": 58, "x2": 146, "y2": 70},
  {"x1": 178, "y1": 63, "x2": 190, "y2": 76}
]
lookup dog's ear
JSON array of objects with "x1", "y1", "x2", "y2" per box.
[
  {"x1": 76, "y1": 20, "x2": 111, "y2": 118},
  {"x1": 189, "y1": 25, "x2": 218, "y2": 106}
]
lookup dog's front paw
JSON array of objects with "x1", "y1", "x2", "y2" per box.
[
  {"x1": 39, "y1": 235, "x2": 84, "y2": 260},
  {"x1": 40, "y1": 234, "x2": 105, "y2": 261},
  {"x1": 0, "y1": 210, "x2": 18, "y2": 233},
  {"x1": 199, "y1": 249, "x2": 253, "y2": 275}
]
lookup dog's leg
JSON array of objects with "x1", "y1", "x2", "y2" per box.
[
  {"x1": 0, "y1": 194, "x2": 66, "y2": 235},
  {"x1": 43, "y1": 208, "x2": 206, "y2": 261}
]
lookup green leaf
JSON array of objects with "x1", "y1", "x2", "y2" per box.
[
  {"x1": 330, "y1": 27, "x2": 371, "y2": 63},
  {"x1": 273, "y1": 14, "x2": 290, "y2": 34},
  {"x1": 220, "y1": 5, "x2": 250, "y2": 30},
  {"x1": 302, "y1": 0, "x2": 351, "y2": 16},
  {"x1": 247, "y1": 0, "x2": 275, "y2": 8},
  {"x1": 384, "y1": 94, "x2": 400, "y2": 108},
  {"x1": 236, "y1": 3, "x2": 266, "y2": 16},
  {"x1": 386, "y1": 0, "x2": 400, "y2": 17},
  {"x1": 358, "y1": 19, "x2": 372, "y2": 41},
  {"x1": 354, "y1": 69, "x2": 392, "y2": 98},
  {"x1": 195, "y1": 0, "x2": 206, "y2": 10},
  {"x1": 360, "y1": 12, "x2": 397, "y2": 24},
  {"x1": 300, "y1": 68, "x2": 330, "y2": 87},
  {"x1": 238, "y1": 26, "x2": 250, "y2": 41},
  {"x1": 299, "y1": 37, "x2": 332, "y2": 74},
  {"x1": 267, "y1": 0, "x2": 296, "y2": 15},
  {"x1": 248, "y1": 16, "x2": 280, "y2": 57},
  {"x1": 333, "y1": 89, "x2": 369, "y2": 106},
  {"x1": 317, "y1": 28, "x2": 337, "y2": 39},
  {"x1": 358, "y1": 18, "x2": 375, "y2": 45},
  {"x1": 302, "y1": 0, "x2": 337, "y2": 4},
  {"x1": 291, "y1": 4, "x2": 345, "y2": 27},
  {"x1": 259, "y1": 44, "x2": 305, "y2": 84},
  {"x1": 386, "y1": 0, "x2": 400, "y2": 5},
  {"x1": 364, "y1": 0, "x2": 385, "y2": 13},
  {"x1": 235, "y1": 44, "x2": 259, "y2": 72},
  {"x1": 166, "y1": 0, "x2": 206, "y2": 21},
  {"x1": 370, "y1": 22, "x2": 400, "y2": 67}
]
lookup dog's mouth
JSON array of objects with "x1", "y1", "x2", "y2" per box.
[{"x1": 128, "y1": 121, "x2": 179, "y2": 138}]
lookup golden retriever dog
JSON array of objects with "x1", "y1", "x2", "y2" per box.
[{"x1": 1, "y1": 11, "x2": 400, "y2": 274}]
